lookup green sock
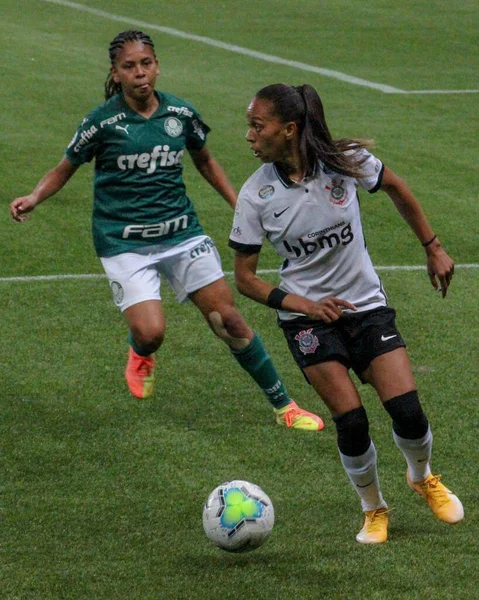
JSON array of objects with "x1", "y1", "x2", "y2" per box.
[
  {"x1": 231, "y1": 333, "x2": 291, "y2": 410},
  {"x1": 127, "y1": 331, "x2": 151, "y2": 357}
]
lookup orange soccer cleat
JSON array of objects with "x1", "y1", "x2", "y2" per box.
[
  {"x1": 125, "y1": 347, "x2": 155, "y2": 399},
  {"x1": 275, "y1": 400, "x2": 325, "y2": 431}
]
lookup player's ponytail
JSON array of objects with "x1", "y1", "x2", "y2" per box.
[
  {"x1": 300, "y1": 84, "x2": 371, "y2": 178},
  {"x1": 255, "y1": 83, "x2": 372, "y2": 178}
]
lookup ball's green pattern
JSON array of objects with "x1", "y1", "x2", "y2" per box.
[{"x1": 221, "y1": 488, "x2": 262, "y2": 528}]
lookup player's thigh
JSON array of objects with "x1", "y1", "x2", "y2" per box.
[
  {"x1": 361, "y1": 347, "x2": 416, "y2": 402},
  {"x1": 304, "y1": 361, "x2": 363, "y2": 417},
  {"x1": 101, "y1": 251, "x2": 166, "y2": 342},
  {"x1": 101, "y1": 251, "x2": 162, "y2": 311},
  {"x1": 190, "y1": 277, "x2": 235, "y2": 314},
  {"x1": 162, "y1": 236, "x2": 225, "y2": 303}
]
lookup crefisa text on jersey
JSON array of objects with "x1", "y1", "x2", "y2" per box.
[
  {"x1": 167, "y1": 105, "x2": 193, "y2": 118},
  {"x1": 117, "y1": 145, "x2": 185, "y2": 173},
  {"x1": 190, "y1": 237, "x2": 215, "y2": 258},
  {"x1": 68, "y1": 125, "x2": 98, "y2": 154}
]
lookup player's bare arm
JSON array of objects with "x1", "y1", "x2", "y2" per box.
[
  {"x1": 234, "y1": 250, "x2": 275, "y2": 302},
  {"x1": 381, "y1": 166, "x2": 454, "y2": 297},
  {"x1": 10, "y1": 157, "x2": 79, "y2": 222},
  {"x1": 189, "y1": 146, "x2": 237, "y2": 209},
  {"x1": 234, "y1": 250, "x2": 356, "y2": 322}
]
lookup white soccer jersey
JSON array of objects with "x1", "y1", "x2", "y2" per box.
[{"x1": 229, "y1": 149, "x2": 388, "y2": 320}]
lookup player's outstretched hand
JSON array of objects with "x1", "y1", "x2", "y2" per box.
[
  {"x1": 10, "y1": 196, "x2": 37, "y2": 222},
  {"x1": 306, "y1": 297, "x2": 357, "y2": 323}
]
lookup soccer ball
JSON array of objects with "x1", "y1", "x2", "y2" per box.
[{"x1": 202, "y1": 480, "x2": 274, "y2": 553}]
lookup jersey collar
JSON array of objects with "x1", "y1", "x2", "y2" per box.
[
  {"x1": 118, "y1": 91, "x2": 162, "y2": 119},
  {"x1": 273, "y1": 161, "x2": 319, "y2": 188}
]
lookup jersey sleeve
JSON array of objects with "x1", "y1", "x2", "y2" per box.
[
  {"x1": 185, "y1": 106, "x2": 211, "y2": 151},
  {"x1": 65, "y1": 112, "x2": 102, "y2": 165},
  {"x1": 355, "y1": 149, "x2": 384, "y2": 194},
  {"x1": 228, "y1": 189, "x2": 265, "y2": 254}
]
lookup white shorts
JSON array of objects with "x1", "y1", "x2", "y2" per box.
[{"x1": 101, "y1": 235, "x2": 224, "y2": 311}]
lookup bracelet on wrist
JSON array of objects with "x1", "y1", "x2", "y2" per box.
[
  {"x1": 422, "y1": 235, "x2": 437, "y2": 247},
  {"x1": 267, "y1": 288, "x2": 288, "y2": 310}
]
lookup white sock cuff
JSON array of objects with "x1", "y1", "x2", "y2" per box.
[
  {"x1": 339, "y1": 440, "x2": 376, "y2": 471},
  {"x1": 393, "y1": 425, "x2": 432, "y2": 449}
]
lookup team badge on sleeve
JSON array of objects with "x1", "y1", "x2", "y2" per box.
[
  {"x1": 192, "y1": 119, "x2": 206, "y2": 140},
  {"x1": 295, "y1": 329, "x2": 319, "y2": 355}
]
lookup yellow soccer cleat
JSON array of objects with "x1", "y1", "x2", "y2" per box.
[
  {"x1": 356, "y1": 508, "x2": 389, "y2": 544},
  {"x1": 407, "y1": 472, "x2": 464, "y2": 524},
  {"x1": 125, "y1": 347, "x2": 155, "y2": 399},
  {"x1": 275, "y1": 400, "x2": 325, "y2": 431}
]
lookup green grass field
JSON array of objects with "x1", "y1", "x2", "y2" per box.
[{"x1": 1, "y1": 1, "x2": 478, "y2": 598}]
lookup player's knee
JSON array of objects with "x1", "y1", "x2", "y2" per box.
[
  {"x1": 333, "y1": 406, "x2": 371, "y2": 457},
  {"x1": 222, "y1": 309, "x2": 249, "y2": 337},
  {"x1": 130, "y1": 324, "x2": 165, "y2": 354},
  {"x1": 383, "y1": 390, "x2": 429, "y2": 439},
  {"x1": 208, "y1": 310, "x2": 251, "y2": 350}
]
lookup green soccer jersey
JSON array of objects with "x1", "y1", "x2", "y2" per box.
[{"x1": 65, "y1": 91, "x2": 209, "y2": 257}]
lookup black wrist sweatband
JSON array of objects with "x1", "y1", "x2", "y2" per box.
[{"x1": 267, "y1": 288, "x2": 288, "y2": 310}]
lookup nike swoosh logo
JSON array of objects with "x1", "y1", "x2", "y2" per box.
[
  {"x1": 417, "y1": 458, "x2": 428, "y2": 463},
  {"x1": 381, "y1": 334, "x2": 397, "y2": 341},
  {"x1": 274, "y1": 207, "x2": 290, "y2": 218},
  {"x1": 357, "y1": 480, "x2": 374, "y2": 488}
]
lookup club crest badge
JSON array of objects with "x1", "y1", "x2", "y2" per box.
[
  {"x1": 295, "y1": 328, "x2": 319, "y2": 355},
  {"x1": 326, "y1": 179, "x2": 348, "y2": 205},
  {"x1": 110, "y1": 281, "x2": 124, "y2": 306},
  {"x1": 164, "y1": 117, "x2": 183, "y2": 137}
]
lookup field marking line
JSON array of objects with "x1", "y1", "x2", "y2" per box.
[
  {"x1": 405, "y1": 89, "x2": 479, "y2": 95},
  {"x1": 1, "y1": 264, "x2": 478, "y2": 283},
  {"x1": 42, "y1": 0, "x2": 478, "y2": 95}
]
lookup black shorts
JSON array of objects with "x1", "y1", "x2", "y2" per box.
[{"x1": 279, "y1": 306, "x2": 406, "y2": 382}]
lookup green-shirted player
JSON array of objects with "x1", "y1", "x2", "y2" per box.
[{"x1": 10, "y1": 30, "x2": 324, "y2": 430}]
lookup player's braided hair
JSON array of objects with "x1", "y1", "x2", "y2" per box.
[
  {"x1": 254, "y1": 83, "x2": 372, "y2": 179},
  {"x1": 104, "y1": 30, "x2": 156, "y2": 100}
]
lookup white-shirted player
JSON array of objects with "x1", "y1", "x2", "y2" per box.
[{"x1": 229, "y1": 83, "x2": 463, "y2": 543}]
